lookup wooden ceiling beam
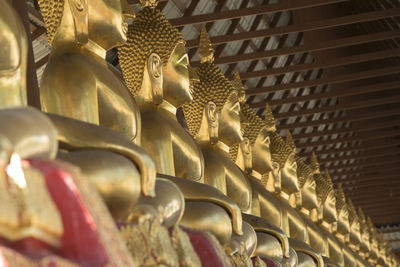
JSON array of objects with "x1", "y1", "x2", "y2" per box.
[
  {"x1": 168, "y1": 0, "x2": 347, "y2": 27},
  {"x1": 351, "y1": 198, "x2": 400, "y2": 210},
  {"x1": 296, "y1": 128, "x2": 400, "y2": 149},
  {"x1": 249, "y1": 65, "x2": 400, "y2": 99},
  {"x1": 339, "y1": 174, "x2": 400, "y2": 185},
  {"x1": 274, "y1": 92, "x2": 400, "y2": 119},
  {"x1": 238, "y1": 48, "x2": 400, "y2": 82},
  {"x1": 357, "y1": 202, "x2": 400, "y2": 210},
  {"x1": 191, "y1": 29, "x2": 400, "y2": 67},
  {"x1": 318, "y1": 148, "x2": 400, "y2": 164},
  {"x1": 299, "y1": 138, "x2": 400, "y2": 159},
  {"x1": 276, "y1": 93, "x2": 400, "y2": 119},
  {"x1": 352, "y1": 194, "x2": 400, "y2": 203},
  {"x1": 267, "y1": 79, "x2": 400, "y2": 107},
  {"x1": 127, "y1": 0, "x2": 167, "y2": 3},
  {"x1": 321, "y1": 157, "x2": 400, "y2": 171},
  {"x1": 341, "y1": 186, "x2": 400, "y2": 196},
  {"x1": 186, "y1": 8, "x2": 400, "y2": 48},
  {"x1": 293, "y1": 118, "x2": 400, "y2": 140},
  {"x1": 331, "y1": 165, "x2": 400, "y2": 179},
  {"x1": 279, "y1": 107, "x2": 400, "y2": 130}
]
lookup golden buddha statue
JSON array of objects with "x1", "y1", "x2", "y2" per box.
[
  {"x1": 358, "y1": 207, "x2": 371, "y2": 260},
  {"x1": 228, "y1": 80, "x2": 291, "y2": 264},
  {"x1": 271, "y1": 134, "x2": 324, "y2": 267},
  {"x1": 183, "y1": 27, "x2": 252, "y2": 214},
  {"x1": 0, "y1": 0, "x2": 28, "y2": 107},
  {"x1": 38, "y1": 0, "x2": 160, "y2": 221},
  {"x1": 0, "y1": 3, "x2": 134, "y2": 265},
  {"x1": 347, "y1": 199, "x2": 362, "y2": 253},
  {"x1": 0, "y1": 0, "x2": 63, "y2": 248},
  {"x1": 377, "y1": 233, "x2": 390, "y2": 267},
  {"x1": 293, "y1": 153, "x2": 333, "y2": 266},
  {"x1": 310, "y1": 157, "x2": 345, "y2": 266},
  {"x1": 117, "y1": 2, "x2": 245, "y2": 253},
  {"x1": 334, "y1": 183, "x2": 357, "y2": 267},
  {"x1": 230, "y1": 77, "x2": 321, "y2": 266},
  {"x1": 367, "y1": 216, "x2": 380, "y2": 265},
  {"x1": 347, "y1": 199, "x2": 370, "y2": 267}
]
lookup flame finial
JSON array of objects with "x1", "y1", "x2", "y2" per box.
[
  {"x1": 285, "y1": 130, "x2": 296, "y2": 152},
  {"x1": 264, "y1": 103, "x2": 276, "y2": 131},
  {"x1": 199, "y1": 26, "x2": 214, "y2": 64},
  {"x1": 233, "y1": 70, "x2": 246, "y2": 103},
  {"x1": 310, "y1": 152, "x2": 320, "y2": 175},
  {"x1": 140, "y1": 0, "x2": 158, "y2": 8}
]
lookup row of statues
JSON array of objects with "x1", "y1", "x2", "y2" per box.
[{"x1": 0, "y1": 0, "x2": 398, "y2": 266}]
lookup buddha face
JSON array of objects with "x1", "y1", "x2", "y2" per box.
[
  {"x1": 270, "y1": 161, "x2": 281, "y2": 193},
  {"x1": 323, "y1": 191, "x2": 338, "y2": 224},
  {"x1": 337, "y1": 208, "x2": 350, "y2": 238},
  {"x1": 252, "y1": 127, "x2": 273, "y2": 174},
  {"x1": 240, "y1": 137, "x2": 252, "y2": 171},
  {"x1": 350, "y1": 221, "x2": 361, "y2": 248},
  {"x1": 360, "y1": 230, "x2": 370, "y2": 252},
  {"x1": 0, "y1": 0, "x2": 27, "y2": 107},
  {"x1": 280, "y1": 152, "x2": 299, "y2": 195},
  {"x1": 87, "y1": 0, "x2": 131, "y2": 49},
  {"x1": 163, "y1": 42, "x2": 191, "y2": 107},
  {"x1": 218, "y1": 92, "x2": 242, "y2": 146},
  {"x1": 301, "y1": 177, "x2": 318, "y2": 211}
]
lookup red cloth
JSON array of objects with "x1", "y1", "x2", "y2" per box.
[
  {"x1": 252, "y1": 256, "x2": 280, "y2": 267},
  {"x1": 183, "y1": 227, "x2": 230, "y2": 267},
  {"x1": 30, "y1": 159, "x2": 109, "y2": 266},
  {"x1": 0, "y1": 159, "x2": 110, "y2": 266}
]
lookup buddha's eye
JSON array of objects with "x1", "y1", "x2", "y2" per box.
[
  {"x1": 231, "y1": 102, "x2": 240, "y2": 115},
  {"x1": 264, "y1": 136, "x2": 270, "y2": 145},
  {"x1": 177, "y1": 54, "x2": 189, "y2": 67}
]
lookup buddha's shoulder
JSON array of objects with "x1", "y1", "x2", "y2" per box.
[{"x1": 44, "y1": 53, "x2": 98, "y2": 76}]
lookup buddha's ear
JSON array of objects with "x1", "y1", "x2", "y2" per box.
[
  {"x1": 147, "y1": 53, "x2": 163, "y2": 105},
  {"x1": 240, "y1": 138, "x2": 252, "y2": 173},
  {"x1": 272, "y1": 162, "x2": 281, "y2": 193},
  {"x1": 206, "y1": 101, "x2": 218, "y2": 144},
  {"x1": 68, "y1": 0, "x2": 89, "y2": 45}
]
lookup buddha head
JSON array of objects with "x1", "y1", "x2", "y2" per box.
[
  {"x1": 270, "y1": 131, "x2": 299, "y2": 196},
  {"x1": 0, "y1": 0, "x2": 28, "y2": 107},
  {"x1": 295, "y1": 156, "x2": 318, "y2": 212},
  {"x1": 312, "y1": 159, "x2": 337, "y2": 226},
  {"x1": 347, "y1": 199, "x2": 361, "y2": 250},
  {"x1": 367, "y1": 217, "x2": 379, "y2": 263},
  {"x1": 183, "y1": 28, "x2": 242, "y2": 146},
  {"x1": 39, "y1": 0, "x2": 133, "y2": 49},
  {"x1": 118, "y1": 0, "x2": 191, "y2": 108},
  {"x1": 335, "y1": 183, "x2": 350, "y2": 242},
  {"x1": 358, "y1": 207, "x2": 371, "y2": 255},
  {"x1": 377, "y1": 233, "x2": 388, "y2": 264},
  {"x1": 231, "y1": 76, "x2": 274, "y2": 174}
]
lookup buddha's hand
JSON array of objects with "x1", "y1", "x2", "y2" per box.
[
  {"x1": 0, "y1": 134, "x2": 13, "y2": 166},
  {"x1": 46, "y1": 113, "x2": 156, "y2": 197},
  {"x1": 128, "y1": 143, "x2": 156, "y2": 197}
]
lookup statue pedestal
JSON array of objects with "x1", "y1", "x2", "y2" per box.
[
  {"x1": 0, "y1": 158, "x2": 134, "y2": 266},
  {"x1": 183, "y1": 227, "x2": 231, "y2": 267}
]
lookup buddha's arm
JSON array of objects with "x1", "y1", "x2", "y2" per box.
[
  {"x1": 40, "y1": 57, "x2": 99, "y2": 125},
  {"x1": 226, "y1": 171, "x2": 252, "y2": 214},
  {"x1": 46, "y1": 113, "x2": 156, "y2": 197},
  {"x1": 322, "y1": 256, "x2": 341, "y2": 267},
  {"x1": 242, "y1": 213, "x2": 290, "y2": 258},
  {"x1": 289, "y1": 238, "x2": 324, "y2": 267},
  {"x1": 158, "y1": 174, "x2": 243, "y2": 235},
  {"x1": 140, "y1": 118, "x2": 175, "y2": 176},
  {"x1": 0, "y1": 107, "x2": 57, "y2": 159},
  {"x1": 287, "y1": 207, "x2": 308, "y2": 243}
]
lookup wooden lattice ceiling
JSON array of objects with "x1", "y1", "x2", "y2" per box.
[{"x1": 23, "y1": 0, "x2": 400, "y2": 240}]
